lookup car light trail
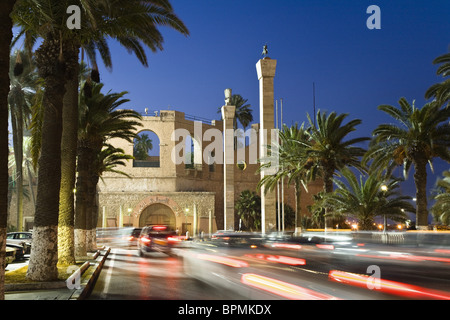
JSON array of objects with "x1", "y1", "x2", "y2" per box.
[
  {"x1": 269, "y1": 243, "x2": 302, "y2": 250},
  {"x1": 241, "y1": 273, "x2": 339, "y2": 300},
  {"x1": 316, "y1": 244, "x2": 334, "y2": 250},
  {"x1": 196, "y1": 254, "x2": 249, "y2": 268},
  {"x1": 265, "y1": 255, "x2": 306, "y2": 266},
  {"x1": 245, "y1": 254, "x2": 306, "y2": 266},
  {"x1": 434, "y1": 249, "x2": 450, "y2": 254},
  {"x1": 329, "y1": 270, "x2": 450, "y2": 300},
  {"x1": 356, "y1": 253, "x2": 450, "y2": 263}
]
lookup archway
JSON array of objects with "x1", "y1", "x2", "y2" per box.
[{"x1": 138, "y1": 203, "x2": 176, "y2": 228}]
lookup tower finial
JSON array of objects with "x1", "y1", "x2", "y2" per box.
[{"x1": 262, "y1": 44, "x2": 268, "y2": 58}]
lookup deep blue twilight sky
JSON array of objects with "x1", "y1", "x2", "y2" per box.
[{"x1": 93, "y1": 0, "x2": 450, "y2": 211}]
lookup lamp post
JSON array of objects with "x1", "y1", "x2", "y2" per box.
[
  {"x1": 381, "y1": 184, "x2": 388, "y2": 232},
  {"x1": 185, "y1": 207, "x2": 189, "y2": 239}
]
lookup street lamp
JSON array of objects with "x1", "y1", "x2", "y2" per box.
[
  {"x1": 184, "y1": 207, "x2": 189, "y2": 239},
  {"x1": 380, "y1": 184, "x2": 388, "y2": 232}
]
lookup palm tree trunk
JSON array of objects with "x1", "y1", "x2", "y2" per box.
[
  {"x1": 86, "y1": 141, "x2": 102, "y2": 252},
  {"x1": 0, "y1": 0, "x2": 15, "y2": 300},
  {"x1": 58, "y1": 56, "x2": 79, "y2": 266},
  {"x1": 86, "y1": 174, "x2": 100, "y2": 252},
  {"x1": 414, "y1": 160, "x2": 429, "y2": 230},
  {"x1": 27, "y1": 36, "x2": 76, "y2": 281},
  {"x1": 10, "y1": 110, "x2": 24, "y2": 231},
  {"x1": 323, "y1": 164, "x2": 334, "y2": 230},
  {"x1": 294, "y1": 180, "x2": 302, "y2": 232},
  {"x1": 75, "y1": 145, "x2": 90, "y2": 258}
]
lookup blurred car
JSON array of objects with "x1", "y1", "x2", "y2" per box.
[
  {"x1": 4, "y1": 247, "x2": 16, "y2": 267},
  {"x1": 138, "y1": 225, "x2": 182, "y2": 256},
  {"x1": 7, "y1": 232, "x2": 32, "y2": 254},
  {"x1": 127, "y1": 228, "x2": 142, "y2": 248},
  {"x1": 6, "y1": 243, "x2": 26, "y2": 261},
  {"x1": 211, "y1": 231, "x2": 264, "y2": 248}
]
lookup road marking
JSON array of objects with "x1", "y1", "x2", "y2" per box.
[{"x1": 100, "y1": 249, "x2": 116, "y2": 299}]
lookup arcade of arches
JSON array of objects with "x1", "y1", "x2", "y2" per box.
[{"x1": 98, "y1": 192, "x2": 216, "y2": 236}]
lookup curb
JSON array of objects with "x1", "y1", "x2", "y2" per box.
[
  {"x1": 69, "y1": 247, "x2": 111, "y2": 300},
  {"x1": 4, "y1": 246, "x2": 111, "y2": 300}
]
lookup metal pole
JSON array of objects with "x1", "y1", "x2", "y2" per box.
[
  {"x1": 276, "y1": 100, "x2": 280, "y2": 232},
  {"x1": 281, "y1": 98, "x2": 285, "y2": 232}
]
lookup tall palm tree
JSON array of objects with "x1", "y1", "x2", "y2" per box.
[
  {"x1": 12, "y1": 0, "x2": 189, "y2": 278},
  {"x1": 258, "y1": 123, "x2": 317, "y2": 231},
  {"x1": 322, "y1": 168, "x2": 414, "y2": 230},
  {"x1": 0, "y1": 0, "x2": 17, "y2": 300},
  {"x1": 305, "y1": 111, "x2": 369, "y2": 194},
  {"x1": 76, "y1": 82, "x2": 141, "y2": 256},
  {"x1": 12, "y1": 0, "x2": 87, "y2": 281},
  {"x1": 425, "y1": 51, "x2": 450, "y2": 108},
  {"x1": 364, "y1": 98, "x2": 450, "y2": 229},
  {"x1": 57, "y1": 63, "x2": 90, "y2": 266},
  {"x1": 86, "y1": 145, "x2": 134, "y2": 250},
  {"x1": 8, "y1": 138, "x2": 36, "y2": 210},
  {"x1": 8, "y1": 50, "x2": 37, "y2": 231},
  {"x1": 304, "y1": 111, "x2": 369, "y2": 228}
]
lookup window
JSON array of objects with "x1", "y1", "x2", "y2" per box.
[{"x1": 133, "y1": 130, "x2": 160, "y2": 168}]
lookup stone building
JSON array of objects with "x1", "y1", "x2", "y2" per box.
[
  {"x1": 8, "y1": 57, "x2": 323, "y2": 235},
  {"x1": 97, "y1": 57, "x2": 322, "y2": 235},
  {"x1": 97, "y1": 108, "x2": 321, "y2": 235}
]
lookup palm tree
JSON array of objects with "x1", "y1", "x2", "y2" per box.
[
  {"x1": 322, "y1": 168, "x2": 414, "y2": 230},
  {"x1": 0, "y1": 0, "x2": 17, "y2": 300},
  {"x1": 12, "y1": 0, "x2": 86, "y2": 281},
  {"x1": 425, "y1": 51, "x2": 450, "y2": 108},
  {"x1": 57, "y1": 63, "x2": 91, "y2": 266},
  {"x1": 8, "y1": 50, "x2": 38, "y2": 231},
  {"x1": 86, "y1": 145, "x2": 134, "y2": 250},
  {"x1": 235, "y1": 190, "x2": 261, "y2": 231},
  {"x1": 8, "y1": 137, "x2": 37, "y2": 210},
  {"x1": 364, "y1": 98, "x2": 450, "y2": 229},
  {"x1": 76, "y1": 82, "x2": 141, "y2": 256},
  {"x1": 258, "y1": 123, "x2": 317, "y2": 231},
  {"x1": 431, "y1": 170, "x2": 450, "y2": 226},
  {"x1": 134, "y1": 133, "x2": 153, "y2": 160},
  {"x1": 304, "y1": 111, "x2": 369, "y2": 228},
  {"x1": 231, "y1": 94, "x2": 253, "y2": 131},
  {"x1": 305, "y1": 111, "x2": 369, "y2": 194},
  {"x1": 217, "y1": 93, "x2": 253, "y2": 133}
]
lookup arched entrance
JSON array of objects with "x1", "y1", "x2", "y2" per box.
[{"x1": 139, "y1": 203, "x2": 176, "y2": 228}]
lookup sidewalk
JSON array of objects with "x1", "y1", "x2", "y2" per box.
[{"x1": 4, "y1": 247, "x2": 110, "y2": 300}]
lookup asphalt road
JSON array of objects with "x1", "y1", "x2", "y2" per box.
[
  {"x1": 87, "y1": 247, "x2": 246, "y2": 300},
  {"x1": 87, "y1": 237, "x2": 450, "y2": 301}
]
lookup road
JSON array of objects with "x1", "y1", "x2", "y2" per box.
[
  {"x1": 88, "y1": 248, "x2": 245, "y2": 300},
  {"x1": 88, "y1": 232, "x2": 450, "y2": 301}
]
